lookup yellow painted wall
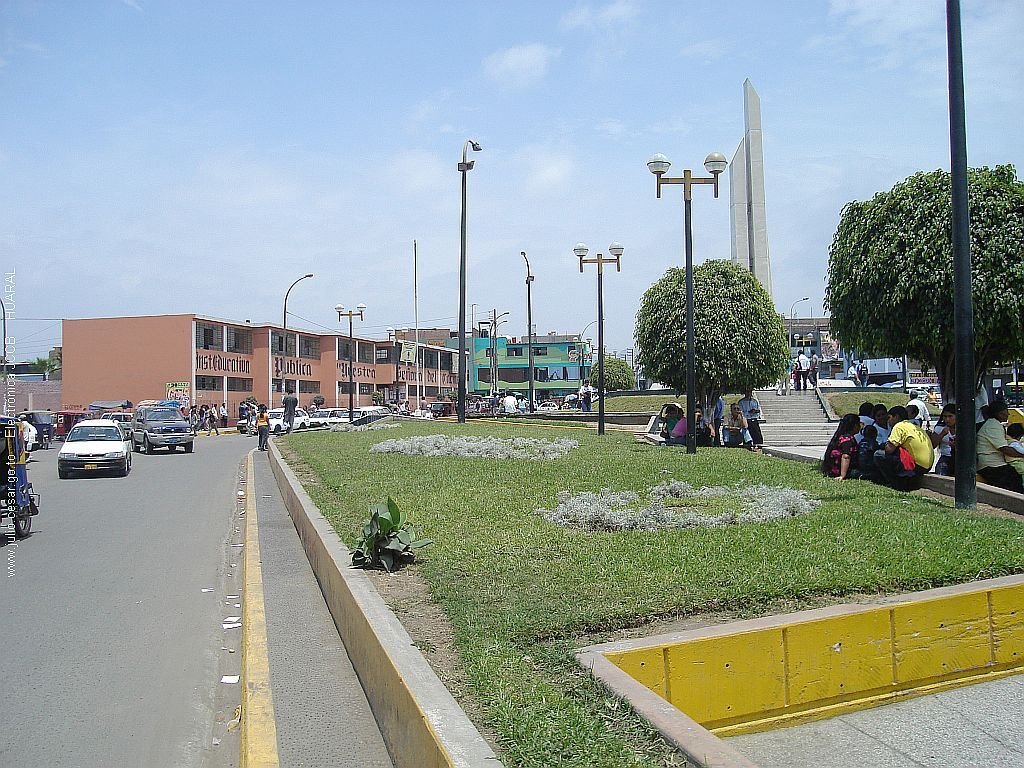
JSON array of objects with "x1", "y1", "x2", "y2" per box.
[{"x1": 605, "y1": 582, "x2": 1024, "y2": 735}]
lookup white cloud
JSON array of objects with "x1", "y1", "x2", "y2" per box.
[
  {"x1": 560, "y1": 1, "x2": 639, "y2": 31},
  {"x1": 483, "y1": 44, "x2": 561, "y2": 89}
]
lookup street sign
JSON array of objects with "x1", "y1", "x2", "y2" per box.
[{"x1": 400, "y1": 342, "x2": 417, "y2": 363}]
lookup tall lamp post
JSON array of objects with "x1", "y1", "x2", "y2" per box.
[
  {"x1": 648, "y1": 151, "x2": 727, "y2": 454},
  {"x1": 521, "y1": 251, "x2": 536, "y2": 411},
  {"x1": 789, "y1": 296, "x2": 810, "y2": 352},
  {"x1": 577, "y1": 320, "x2": 597, "y2": 387},
  {"x1": 283, "y1": 273, "x2": 314, "y2": 332},
  {"x1": 575, "y1": 242, "x2": 623, "y2": 436},
  {"x1": 457, "y1": 139, "x2": 483, "y2": 424},
  {"x1": 335, "y1": 303, "x2": 366, "y2": 423},
  {"x1": 946, "y1": 0, "x2": 977, "y2": 508}
]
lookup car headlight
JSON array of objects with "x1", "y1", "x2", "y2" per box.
[
  {"x1": 105, "y1": 451, "x2": 126, "y2": 459},
  {"x1": 58, "y1": 452, "x2": 72, "y2": 459}
]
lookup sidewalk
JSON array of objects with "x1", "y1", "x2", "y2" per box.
[{"x1": 252, "y1": 451, "x2": 393, "y2": 767}]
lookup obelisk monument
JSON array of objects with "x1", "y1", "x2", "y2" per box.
[{"x1": 729, "y1": 79, "x2": 773, "y2": 299}]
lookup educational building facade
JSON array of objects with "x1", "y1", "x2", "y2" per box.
[{"x1": 61, "y1": 314, "x2": 457, "y2": 414}]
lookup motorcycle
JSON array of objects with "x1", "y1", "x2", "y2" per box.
[{"x1": 2, "y1": 417, "x2": 40, "y2": 539}]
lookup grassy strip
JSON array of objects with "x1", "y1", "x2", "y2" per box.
[
  {"x1": 285, "y1": 420, "x2": 1024, "y2": 767},
  {"x1": 827, "y1": 391, "x2": 907, "y2": 417}
]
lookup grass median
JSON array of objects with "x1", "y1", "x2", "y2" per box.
[{"x1": 284, "y1": 420, "x2": 1024, "y2": 768}]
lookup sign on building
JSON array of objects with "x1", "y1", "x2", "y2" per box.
[
  {"x1": 166, "y1": 381, "x2": 191, "y2": 406},
  {"x1": 400, "y1": 342, "x2": 417, "y2": 363}
]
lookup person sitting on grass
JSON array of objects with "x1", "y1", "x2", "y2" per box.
[
  {"x1": 693, "y1": 406, "x2": 714, "y2": 447},
  {"x1": 857, "y1": 424, "x2": 881, "y2": 482},
  {"x1": 873, "y1": 406, "x2": 934, "y2": 489},
  {"x1": 822, "y1": 413, "x2": 861, "y2": 480},
  {"x1": 871, "y1": 403, "x2": 892, "y2": 443},
  {"x1": 977, "y1": 401, "x2": 1024, "y2": 493},
  {"x1": 854, "y1": 401, "x2": 875, "y2": 443},
  {"x1": 723, "y1": 402, "x2": 752, "y2": 448},
  {"x1": 930, "y1": 403, "x2": 957, "y2": 476},
  {"x1": 659, "y1": 404, "x2": 688, "y2": 447},
  {"x1": 1005, "y1": 422, "x2": 1024, "y2": 478}
]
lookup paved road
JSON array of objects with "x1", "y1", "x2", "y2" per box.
[{"x1": 0, "y1": 433, "x2": 252, "y2": 768}]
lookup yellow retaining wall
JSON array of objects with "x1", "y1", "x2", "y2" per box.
[{"x1": 605, "y1": 581, "x2": 1024, "y2": 736}]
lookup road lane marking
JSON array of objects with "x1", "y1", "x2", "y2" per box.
[{"x1": 240, "y1": 451, "x2": 280, "y2": 768}]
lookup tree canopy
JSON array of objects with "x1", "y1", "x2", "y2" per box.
[
  {"x1": 590, "y1": 355, "x2": 634, "y2": 391},
  {"x1": 634, "y1": 259, "x2": 787, "y2": 405},
  {"x1": 825, "y1": 165, "x2": 1024, "y2": 398}
]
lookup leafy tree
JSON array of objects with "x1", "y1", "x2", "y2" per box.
[
  {"x1": 27, "y1": 357, "x2": 51, "y2": 374},
  {"x1": 590, "y1": 356, "x2": 635, "y2": 391},
  {"x1": 635, "y1": 260, "x2": 787, "y2": 407},
  {"x1": 825, "y1": 165, "x2": 1024, "y2": 399}
]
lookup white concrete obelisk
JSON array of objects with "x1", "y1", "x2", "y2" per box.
[{"x1": 729, "y1": 79, "x2": 773, "y2": 299}]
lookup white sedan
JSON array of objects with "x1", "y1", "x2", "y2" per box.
[
  {"x1": 309, "y1": 408, "x2": 350, "y2": 427},
  {"x1": 268, "y1": 408, "x2": 311, "y2": 434},
  {"x1": 58, "y1": 419, "x2": 132, "y2": 478}
]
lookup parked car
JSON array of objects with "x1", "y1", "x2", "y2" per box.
[
  {"x1": 58, "y1": 419, "x2": 133, "y2": 478},
  {"x1": 429, "y1": 402, "x2": 455, "y2": 418},
  {"x1": 268, "y1": 408, "x2": 311, "y2": 434},
  {"x1": 309, "y1": 408, "x2": 350, "y2": 427},
  {"x1": 537, "y1": 401, "x2": 559, "y2": 412},
  {"x1": 131, "y1": 406, "x2": 195, "y2": 454},
  {"x1": 352, "y1": 406, "x2": 391, "y2": 425}
]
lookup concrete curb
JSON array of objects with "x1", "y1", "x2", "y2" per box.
[
  {"x1": 241, "y1": 451, "x2": 281, "y2": 768},
  {"x1": 579, "y1": 574, "x2": 1024, "y2": 768},
  {"x1": 266, "y1": 441, "x2": 503, "y2": 768}
]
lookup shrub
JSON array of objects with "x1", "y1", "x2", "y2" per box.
[
  {"x1": 369, "y1": 434, "x2": 578, "y2": 461},
  {"x1": 350, "y1": 498, "x2": 432, "y2": 572}
]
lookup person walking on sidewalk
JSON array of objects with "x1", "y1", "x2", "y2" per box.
[
  {"x1": 256, "y1": 405, "x2": 270, "y2": 451},
  {"x1": 207, "y1": 406, "x2": 220, "y2": 435},
  {"x1": 219, "y1": 402, "x2": 228, "y2": 429}
]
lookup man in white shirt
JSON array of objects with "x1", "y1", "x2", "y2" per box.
[
  {"x1": 20, "y1": 417, "x2": 38, "y2": 454},
  {"x1": 502, "y1": 392, "x2": 519, "y2": 415},
  {"x1": 906, "y1": 392, "x2": 931, "y2": 429},
  {"x1": 738, "y1": 390, "x2": 763, "y2": 449},
  {"x1": 797, "y1": 352, "x2": 810, "y2": 391}
]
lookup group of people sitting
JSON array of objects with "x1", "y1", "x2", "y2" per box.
[
  {"x1": 658, "y1": 391, "x2": 764, "y2": 451},
  {"x1": 821, "y1": 398, "x2": 1024, "y2": 493}
]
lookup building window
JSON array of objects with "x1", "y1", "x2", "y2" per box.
[
  {"x1": 424, "y1": 386, "x2": 439, "y2": 397},
  {"x1": 423, "y1": 349, "x2": 438, "y2": 368},
  {"x1": 357, "y1": 342, "x2": 375, "y2": 364},
  {"x1": 478, "y1": 369, "x2": 492, "y2": 384},
  {"x1": 196, "y1": 322, "x2": 223, "y2": 351},
  {"x1": 484, "y1": 348, "x2": 493, "y2": 358},
  {"x1": 338, "y1": 381, "x2": 353, "y2": 394},
  {"x1": 271, "y1": 332, "x2": 296, "y2": 356},
  {"x1": 441, "y1": 351, "x2": 453, "y2": 371},
  {"x1": 359, "y1": 383, "x2": 373, "y2": 395},
  {"x1": 338, "y1": 339, "x2": 353, "y2": 361},
  {"x1": 299, "y1": 336, "x2": 321, "y2": 360},
  {"x1": 298, "y1": 380, "x2": 320, "y2": 394},
  {"x1": 227, "y1": 377, "x2": 253, "y2": 392},
  {"x1": 500, "y1": 367, "x2": 528, "y2": 384},
  {"x1": 376, "y1": 347, "x2": 391, "y2": 362},
  {"x1": 534, "y1": 347, "x2": 548, "y2": 356},
  {"x1": 196, "y1": 375, "x2": 222, "y2": 390},
  {"x1": 506, "y1": 347, "x2": 524, "y2": 357},
  {"x1": 226, "y1": 327, "x2": 252, "y2": 354}
]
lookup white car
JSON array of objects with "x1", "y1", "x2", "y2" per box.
[
  {"x1": 309, "y1": 408, "x2": 350, "y2": 427},
  {"x1": 58, "y1": 419, "x2": 133, "y2": 478},
  {"x1": 268, "y1": 407, "x2": 310, "y2": 434}
]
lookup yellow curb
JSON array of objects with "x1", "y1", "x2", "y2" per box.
[{"x1": 240, "y1": 451, "x2": 280, "y2": 768}]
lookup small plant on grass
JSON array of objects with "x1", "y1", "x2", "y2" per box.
[{"x1": 351, "y1": 498, "x2": 432, "y2": 572}]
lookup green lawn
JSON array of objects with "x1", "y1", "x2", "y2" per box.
[
  {"x1": 827, "y1": 391, "x2": 907, "y2": 416},
  {"x1": 285, "y1": 421, "x2": 1024, "y2": 768}
]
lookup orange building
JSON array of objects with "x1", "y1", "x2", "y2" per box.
[{"x1": 61, "y1": 314, "x2": 458, "y2": 414}]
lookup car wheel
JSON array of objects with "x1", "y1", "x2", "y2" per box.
[
  {"x1": 184, "y1": 442, "x2": 194, "y2": 454},
  {"x1": 274, "y1": 425, "x2": 282, "y2": 435},
  {"x1": 168, "y1": 445, "x2": 177, "y2": 452},
  {"x1": 117, "y1": 457, "x2": 129, "y2": 477},
  {"x1": 144, "y1": 436, "x2": 154, "y2": 455},
  {"x1": 13, "y1": 509, "x2": 31, "y2": 538}
]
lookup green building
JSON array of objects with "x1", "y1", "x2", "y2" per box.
[{"x1": 459, "y1": 332, "x2": 592, "y2": 401}]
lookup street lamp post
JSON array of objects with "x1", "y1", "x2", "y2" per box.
[
  {"x1": 648, "y1": 151, "x2": 727, "y2": 454},
  {"x1": 457, "y1": 139, "x2": 483, "y2": 424},
  {"x1": 335, "y1": 303, "x2": 366, "y2": 423},
  {"x1": 575, "y1": 242, "x2": 623, "y2": 436},
  {"x1": 283, "y1": 273, "x2": 314, "y2": 333},
  {"x1": 521, "y1": 251, "x2": 536, "y2": 412},
  {"x1": 789, "y1": 297, "x2": 810, "y2": 352}
]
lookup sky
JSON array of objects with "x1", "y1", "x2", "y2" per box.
[{"x1": 1, "y1": 0, "x2": 1022, "y2": 362}]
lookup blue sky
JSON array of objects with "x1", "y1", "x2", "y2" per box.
[{"x1": 1, "y1": 0, "x2": 1021, "y2": 361}]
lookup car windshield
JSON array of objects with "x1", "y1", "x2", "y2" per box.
[
  {"x1": 67, "y1": 426, "x2": 124, "y2": 442},
  {"x1": 148, "y1": 409, "x2": 182, "y2": 421},
  {"x1": 27, "y1": 413, "x2": 54, "y2": 424}
]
